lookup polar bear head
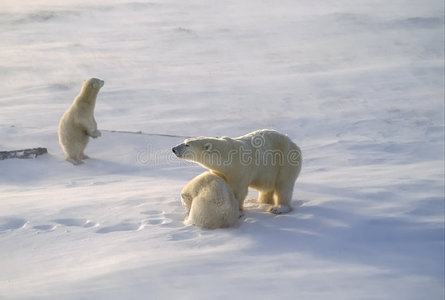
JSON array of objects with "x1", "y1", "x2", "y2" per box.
[
  {"x1": 172, "y1": 136, "x2": 233, "y2": 171},
  {"x1": 83, "y1": 78, "x2": 104, "y2": 90},
  {"x1": 76, "y1": 78, "x2": 104, "y2": 103}
]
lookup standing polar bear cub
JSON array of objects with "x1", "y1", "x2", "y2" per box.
[
  {"x1": 181, "y1": 172, "x2": 239, "y2": 229},
  {"x1": 173, "y1": 129, "x2": 302, "y2": 214},
  {"x1": 58, "y1": 78, "x2": 104, "y2": 165}
]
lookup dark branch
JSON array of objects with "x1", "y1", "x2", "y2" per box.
[{"x1": 0, "y1": 148, "x2": 48, "y2": 160}]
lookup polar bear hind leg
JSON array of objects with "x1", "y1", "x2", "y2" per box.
[
  {"x1": 268, "y1": 204, "x2": 292, "y2": 214},
  {"x1": 268, "y1": 186, "x2": 293, "y2": 214},
  {"x1": 267, "y1": 171, "x2": 297, "y2": 214},
  {"x1": 64, "y1": 137, "x2": 89, "y2": 165}
]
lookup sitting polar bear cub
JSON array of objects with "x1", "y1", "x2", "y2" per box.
[
  {"x1": 58, "y1": 78, "x2": 104, "y2": 165},
  {"x1": 181, "y1": 172, "x2": 239, "y2": 229},
  {"x1": 173, "y1": 129, "x2": 302, "y2": 214}
]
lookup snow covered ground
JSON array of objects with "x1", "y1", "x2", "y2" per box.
[{"x1": 0, "y1": 0, "x2": 444, "y2": 299}]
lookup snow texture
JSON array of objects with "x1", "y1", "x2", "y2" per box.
[{"x1": 0, "y1": 0, "x2": 444, "y2": 299}]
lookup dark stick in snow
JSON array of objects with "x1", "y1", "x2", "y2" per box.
[{"x1": 0, "y1": 148, "x2": 48, "y2": 160}]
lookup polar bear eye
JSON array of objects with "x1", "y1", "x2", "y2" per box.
[
  {"x1": 204, "y1": 143, "x2": 212, "y2": 151},
  {"x1": 185, "y1": 144, "x2": 190, "y2": 148}
]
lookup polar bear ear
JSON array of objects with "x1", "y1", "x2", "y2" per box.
[
  {"x1": 204, "y1": 143, "x2": 212, "y2": 151},
  {"x1": 181, "y1": 193, "x2": 192, "y2": 205}
]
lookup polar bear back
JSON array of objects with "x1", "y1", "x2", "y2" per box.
[{"x1": 181, "y1": 172, "x2": 239, "y2": 229}]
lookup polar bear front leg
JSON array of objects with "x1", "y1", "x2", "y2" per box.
[
  {"x1": 258, "y1": 191, "x2": 274, "y2": 204},
  {"x1": 232, "y1": 185, "x2": 249, "y2": 212},
  {"x1": 85, "y1": 118, "x2": 101, "y2": 138}
]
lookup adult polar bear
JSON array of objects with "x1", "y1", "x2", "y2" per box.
[
  {"x1": 58, "y1": 78, "x2": 104, "y2": 165},
  {"x1": 173, "y1": 129, "x2": 302, "y2": 214}
]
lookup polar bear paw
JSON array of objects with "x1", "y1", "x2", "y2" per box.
[
  {"x1": 267, "y1": 205, "x2": 292, "y2": 215},
  {"x1": 91, "y1": 130, "x2": 101, "y2": 138},
  {"x1": 66, "y1": 157, "x2": 84, "y2": 165}
]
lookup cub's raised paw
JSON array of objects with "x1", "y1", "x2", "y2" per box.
[
  {"x1": 91, "y1": 130, "x2": 101, "y2": 138},
  {"x1": 267, "y1": 205, "x2": 292, "y2": 215}
]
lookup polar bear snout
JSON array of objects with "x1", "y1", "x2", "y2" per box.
[
  {"x1": 92, "y1": 79, "x2": 104, "y2": 89},
  {"x1": 172, "y1": 143, "x2": 187, "y2": 157}
]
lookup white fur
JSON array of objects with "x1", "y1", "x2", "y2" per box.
[
  {"x1": 181, "y1": 172, "x2": 239, "y2": 229},
  {"x1": 173, "y1": 129, "x2": 302, "y2": 214},
  {"x1": 58, "y1": 78, "x2": 104, "y2": 165}
]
